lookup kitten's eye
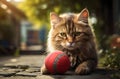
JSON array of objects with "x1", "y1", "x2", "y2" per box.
[
  {"x1": 60, "y1": 32, "x2": 66, "y2": 37},
  {"x1": 74, "y1": 32, "x2": 82, "y2": 36}
]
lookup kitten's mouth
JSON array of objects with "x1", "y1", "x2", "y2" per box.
[{"x1": 65, "y1": 46, "x2": 76, "y2": 50}]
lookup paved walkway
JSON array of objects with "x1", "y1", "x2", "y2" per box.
[{"x1": 0, "y1": 55, "x2": 119, "y2": 79}]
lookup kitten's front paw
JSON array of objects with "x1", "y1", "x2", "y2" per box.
[
  {"x1": 75, "y1": 65, "x2": 90, "y2": 75},
  {"x1": 41, "y1": 65, "x2": 49, "y2": 74}
]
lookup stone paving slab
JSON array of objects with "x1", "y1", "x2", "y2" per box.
[
  {"x1": 25, "y1": 68, "x2": 40, "y2": 72},
  {"x1": 0, "y1": 71, "x2": 16, "y2": 77},
  {"x1": 15, "y1": 71, "x2": 38, "y2": 77},
  {"x1": 2, "y1": 64, "x2": 29, "y2": 69},
  {"x1": 0, "y1": 76, "x2": 37, "y2": 79}
]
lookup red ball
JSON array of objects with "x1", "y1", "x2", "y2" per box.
[{"x1": 45, "y1": 51, "x2": 70, "y2": 74}]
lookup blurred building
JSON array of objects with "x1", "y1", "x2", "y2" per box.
[{"x1": 0, "y1": 0, "x2": 26, "y2": 55}]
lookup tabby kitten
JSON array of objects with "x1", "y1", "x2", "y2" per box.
[{"x1": 41, "y1": 8, "x2": 98, "y2": 75}]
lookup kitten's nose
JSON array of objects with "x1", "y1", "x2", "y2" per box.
[{"x1": 66, "y1": 42, "x2": 75, "y2": 47}]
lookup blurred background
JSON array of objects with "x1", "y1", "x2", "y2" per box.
[{"x1": 0, "y1": 0, "x2": 120, "y2": 69}]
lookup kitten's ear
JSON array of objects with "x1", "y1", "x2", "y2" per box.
[
  {"x1": 77, "y1": 8, "x2": 89, "y2": 23},
  {"x1": 50, "y1": 12, "x2": 61, "y2": 28}
]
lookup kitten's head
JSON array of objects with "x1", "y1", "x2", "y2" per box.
[{"x1": 48, "y1": 8, "x2": 93, "y2": 51}]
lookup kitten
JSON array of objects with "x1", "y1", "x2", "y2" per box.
[{"x1": 41, "y1": 8, "x2": 98, "y2": 75}]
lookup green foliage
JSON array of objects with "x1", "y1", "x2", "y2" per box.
[
  {"x1": 18, "y1": 0, "x2": 99, "y2": 25},
  {"x1": 98, "y1": 35, "x2": 120, "y2": 71},
  {"x1": 18, "y1": 0, "x2": 80, "y2": 25},
  {"x1": 101, "y1": 48, "x2": 120, "y2": 69}
]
